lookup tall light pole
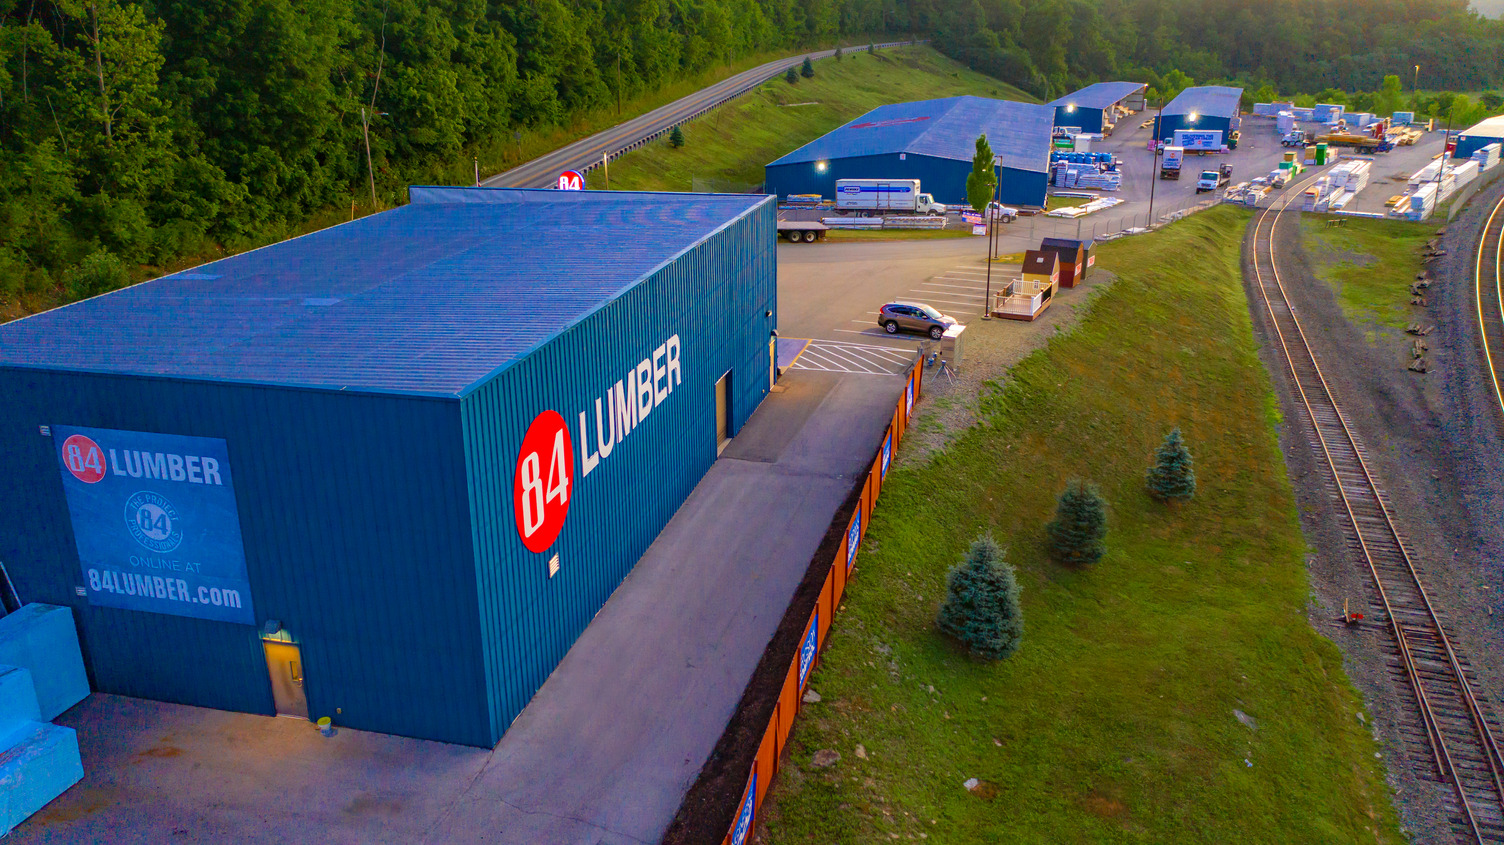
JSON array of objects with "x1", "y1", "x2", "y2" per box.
[
  {"x1": 1147, "y1": 98, "x2": 1165, "y2": 225},
  {"x1": 1413, "y1": 65, "x2": 1420, "y2": 97}
]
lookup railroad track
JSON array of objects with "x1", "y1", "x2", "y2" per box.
[
  {"x1": 1476, "y1": 196, "x2": 1504, "y2": 422},
  {"x1": 1252, "y1": 175, "x2": 1504, "y2": 843}
]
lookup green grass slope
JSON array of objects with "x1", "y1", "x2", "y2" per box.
[
  {"x1": 760, "y1": 206, "x2": 1402, "y2": 844},
  {"x1": 603, "y1": 46, "x2": 1034, "y2": 193},
  {"x1": 1301, "y1": 217, "x2": 1431, "y2": 334}
]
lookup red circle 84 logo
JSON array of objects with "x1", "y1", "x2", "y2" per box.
[
  {"x1": 62, "y1": 434, "x2": 106, "y2": 484},
  {"x1": 513, "y1": 411, "x2": 574, "y2": 553}
]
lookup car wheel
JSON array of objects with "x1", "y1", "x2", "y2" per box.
[
  {"x1": 884, "y1": 321, "x2": 899, "y2": 334},
  {"x1": 929, "y1": 325, "x2": 944, "y2": 340}
]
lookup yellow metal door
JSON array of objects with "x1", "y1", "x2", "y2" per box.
[{"x1": 263, "y1": 641, "x2": 309, "y2": 719}]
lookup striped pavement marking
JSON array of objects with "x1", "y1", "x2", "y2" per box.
[{"x1": 786, "y1": 338, "x2": 916, "y2": 375}]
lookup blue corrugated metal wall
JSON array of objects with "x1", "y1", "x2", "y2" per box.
[
  {"x1": 0, "y1": 370, "x2": 492, "y2": 745},
  {"x1": 459, "y1": 201, "x2": 777, "y2": 742},
  {"x1": 764, "y1": 154, "x2": 1047, "y2": 208},
  {"x1": 1456, "y1": 133, "x2": 1503, "y2": 160},
  {"x1": 1054, "y1": 106, "x2": 1105, "y2": 133}
]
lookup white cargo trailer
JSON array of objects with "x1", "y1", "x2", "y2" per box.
[
  {"x1": 1173, "y1": 129, "x2": 1224, "y2": 151},
  {"x1": 834, "y1": 179, "x2": 948, "y2": 214}
]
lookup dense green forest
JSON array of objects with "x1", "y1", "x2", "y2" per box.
[{"x1": 2, "y1": 0, "x2": 1502, "y2": 318}]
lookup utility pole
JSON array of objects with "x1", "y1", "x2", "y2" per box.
[
  {"x1": 361, "y1": 107, "x2": 377, "y2": 212},
  {"x1": 474, "y1": 156, "x2": 479, "y2": 187},
  {"x1": 983, "y1": 203, "x2": 996, "y2": 320},
  {"x1": 1147, "y1": 99, "x2": 1164, "y2": 226}
]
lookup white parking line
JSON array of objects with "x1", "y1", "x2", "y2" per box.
[
  {"x1": 912, "y1": 297, "x2": 982, "y2": 309},
  {"x1": 834, "y1": 328, "x2": 921, "y2": 340},
  {"x1": 920, "y1": 282, "x2": 989, "y2": 290},
  {"x1": 819, "y1": 341, "x2": 914, "y2": 359},
  {"x1": 916, "y1": 288, "x2": 985, "y2": 299}
]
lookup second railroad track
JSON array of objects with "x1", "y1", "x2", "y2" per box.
[{"x1": 1251, "y1": 175, "x2": 1504, "y2": 843}]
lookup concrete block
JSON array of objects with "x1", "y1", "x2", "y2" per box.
[
  {"x1": 0, "y1": 605, "x2": 89, "y2": 720},
  {"x1": 0, "y1": 665, "x2": 41, "y2": 732},
  {"x1": 0, "y1": 722, "x2": 84, "y2": 835}
]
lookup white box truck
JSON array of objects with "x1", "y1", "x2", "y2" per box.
[
  {"x1": 835, "y1": 179, "x2": 947, "y2": 214},
  {"x1": 1173, "y1": 129, "x2": 1224, "y2": 152},
  {"x1": 1160, "y1": 145, "x2": 1184, "y2": 179}
]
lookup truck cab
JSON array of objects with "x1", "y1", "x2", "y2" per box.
[
  {"x1": 1196, "y1": 164, "x2": 1233, "y2": 193},
  {"x1": 1281, "y1": 130, "x2": 1308, "y2": 147},
  {"x1": 916, "y1": 193, "x2": 946, "y2": 215}
]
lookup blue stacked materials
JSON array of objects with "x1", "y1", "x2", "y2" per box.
[
  {"x1": 1050, "y1": 151, "x2": 1116, "y2": 169},
  {"x1": 1051, "y1": 161, "x2": 1122, "y2": 191}
]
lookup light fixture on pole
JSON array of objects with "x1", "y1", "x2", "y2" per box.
[{"x1": 983, "y1": 202, "x2": 995, "y2": 321}]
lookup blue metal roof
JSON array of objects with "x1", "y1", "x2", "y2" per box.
[
  {"x1": 1162, "y1": 86, "x2": 1243, "y2": 119},
  {"x1": 1048, "y1": 82, "x2": 1147, "y2": 111},
  {"x1": 767, "y1": 96, "x2": 1054, "y2": 174},
  {"x1": 0, "y1": 188, "x2": 770, "y2": 397}
]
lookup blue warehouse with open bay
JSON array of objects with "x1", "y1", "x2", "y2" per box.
[
  {"x1": 0, "y1": 187, "x2": 777, "y2": 747},
  {"x1": 763, "y1": 96, "x2": 1055, "y2": 208}
]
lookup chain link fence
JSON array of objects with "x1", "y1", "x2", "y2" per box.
[{"x1": 1005, "y1": 193, "x2": 1223, "y2": 244}]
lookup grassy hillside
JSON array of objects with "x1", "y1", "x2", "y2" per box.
[
  {"x1": 759, "y1": 206, "x2": 1402, "y2": 843},
  {"x1": 603, "y1": 46, "x2": 1034, "y2": 193}
]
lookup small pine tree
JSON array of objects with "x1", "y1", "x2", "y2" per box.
[
  {"x1": 834, "y1": 46, "x2": 843, "y2": 61},
  {"x1": 669, "y1": 125, "x2": 685, "y2": 148},
  {"x1": 785, "y1": 67, "x2": 798, "y2": 85},
  {"x1": 867, "y1": 43, "x2": 875, "y2": 55},
  {"x1": 801, "y1": 56, "x2": 815, "y2": 78},
  {"x1": 1046, "y1": 480, "x2": 1107, "y2": 565},
  {"x1": 936, "y1": 535, "x2": 1023, "y2": 660},
  {"x1": 1146, "y1": 428, "x2": 1197, "y2": 503}
]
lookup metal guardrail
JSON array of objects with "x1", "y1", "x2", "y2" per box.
[{"x1": 481, "y1": 41, "x2": 924, "y2": 190}]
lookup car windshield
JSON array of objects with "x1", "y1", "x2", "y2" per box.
[{"x1": 919, "y1": 305, "x2": 943, "y2": 320}]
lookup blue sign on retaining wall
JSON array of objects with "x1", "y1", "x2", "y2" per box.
[
  {"x1": 881, "y1": 433, "x2": 893, "y2": 479},
  {"x1": 798, "y1": 611, "x2": 819, "y2": 690},
  {"x1": 53, "y1": 426, "x2": 255, "y2": 625},
  {"x1": 730, "y1": 771, "x2": 756, "y2": 845},
  {"x1": 845, "y1": 504, "x2": 862, "y2": 573}
]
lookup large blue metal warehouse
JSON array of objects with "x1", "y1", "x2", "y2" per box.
[
  {"x1": 0, "y1": 186, "x2": 776, "y2": 748},
  {"x1": 1155, "y1": 85, "x2": 1243, "y2": 143},
  {"x1": 1048, "y1": 81, "x2": 1148, "y2": 134},
  {"x1": 763, "y1": 96, "x2": 1054, "y2": 208},
  {"x1": 1454, "y1": 115, "x2": 1504, "y2": 159}
]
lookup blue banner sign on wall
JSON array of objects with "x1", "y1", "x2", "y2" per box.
[
  {"x1": 881, "y1": 433, "x2": 893, "y2": 479},
  {"x1": 798, "y1": 611, "x2": 819, "y2": 690},
  {"x1": 845, "y1": 504, "x2": 862, "y2": 573},
  {"x1": 730, "y1": 771, "x2": 756, "y2": 845},
  {"x1": 53, "y1": 426, "x2": 256, "y2": 625}
]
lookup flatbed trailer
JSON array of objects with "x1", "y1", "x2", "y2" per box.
[{"x1": 777, "y1": 220, "x2": 829, "y2": 243}]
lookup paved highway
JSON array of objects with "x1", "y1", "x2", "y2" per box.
[{"x1": 480, "y1": 41, "x2": 920, "y2": 190}]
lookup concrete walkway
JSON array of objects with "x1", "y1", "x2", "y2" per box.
[{"x1": 13, "y1": 368, "x2": 904, "y2": 845}]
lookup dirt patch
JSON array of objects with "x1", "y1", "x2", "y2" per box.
[
  {"x1": 899, "y1": 267, "x2": 1118, "y2": 465},
  {"x1": 1242, "y1": 198, "x2": 1504, "y2": 844}
]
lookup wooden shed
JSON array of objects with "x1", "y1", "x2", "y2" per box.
[{"x1": 1040, "y1": 237, "x2": 1093, "y2": 287}]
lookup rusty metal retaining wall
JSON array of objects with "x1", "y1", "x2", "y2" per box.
[{"x1": 721, "y1": 359, "x2": 923, "y2": 845}]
